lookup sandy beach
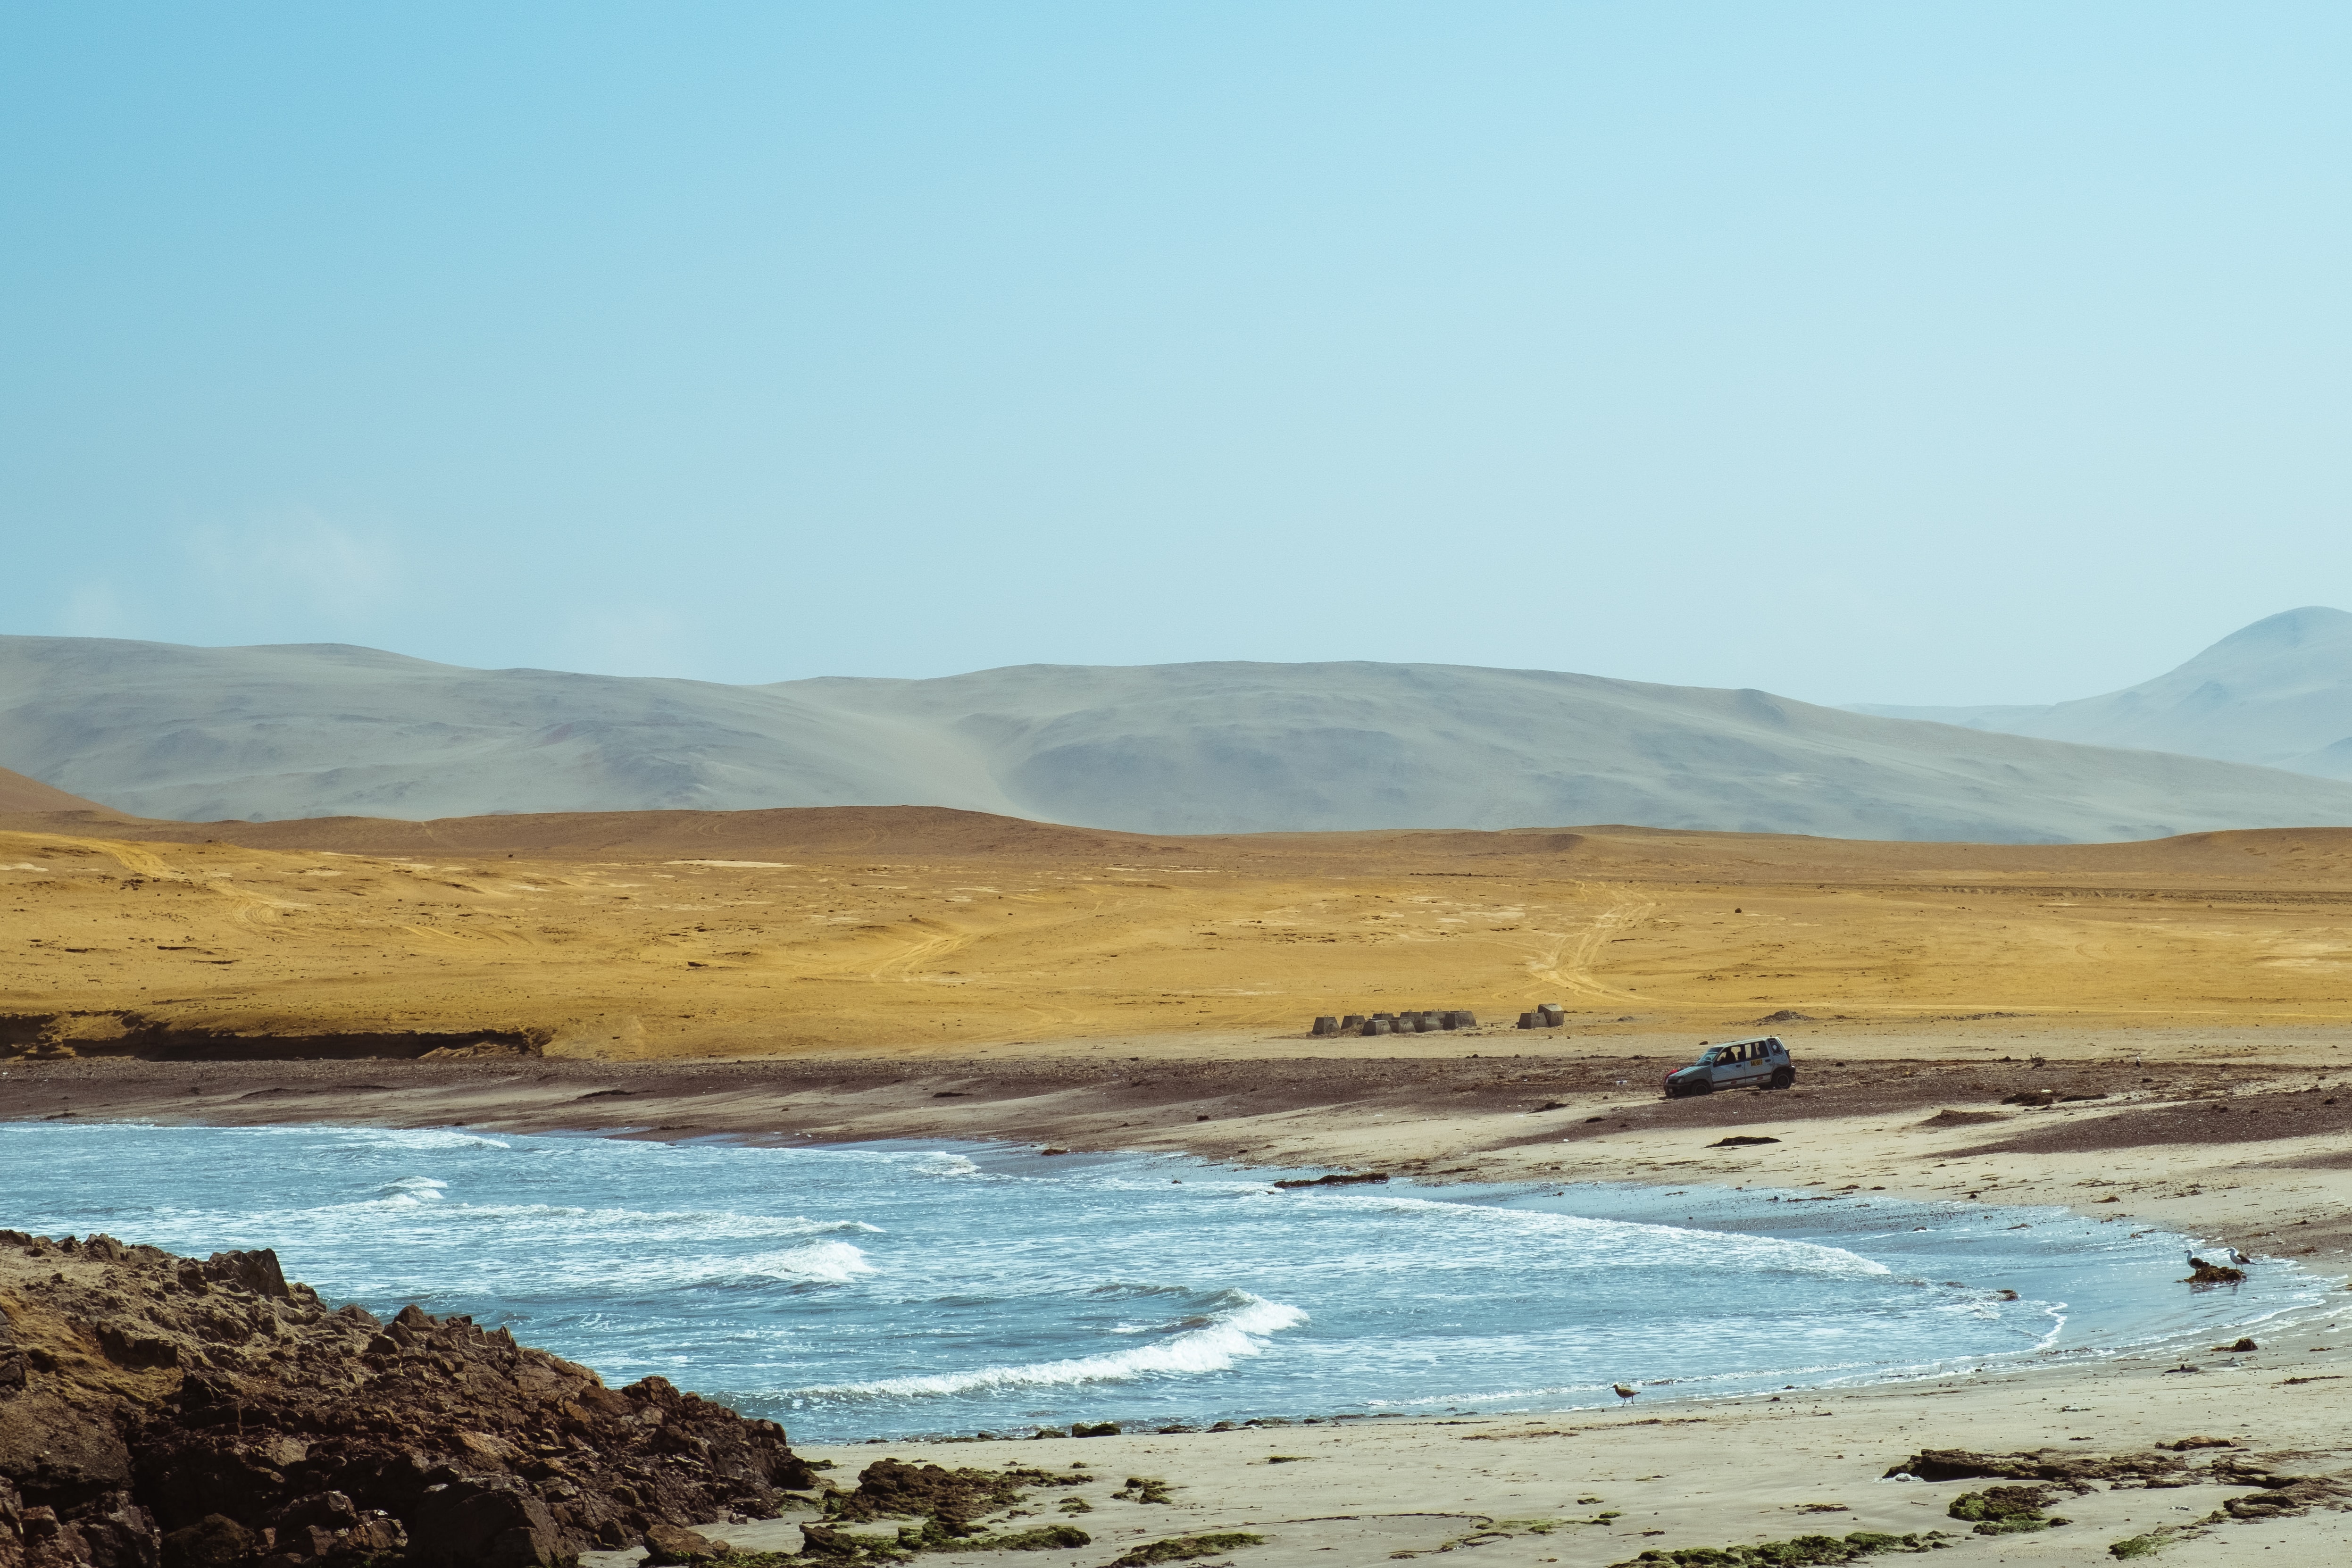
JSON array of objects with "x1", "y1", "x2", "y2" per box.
[
  {"x1": 12, "y1": 1041, "x2": 2352, "y2": 1565},
  {"x1": 8, "y1": 809, "x2": 2352, "y2": 1564}
]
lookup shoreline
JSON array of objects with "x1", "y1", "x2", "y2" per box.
[
  {"x1": 5, "y1": 1114, "x2": 2333, "y2": 1443},
  {"x1": 9, "y1": 1040, "x2": 2352, "y2": 1263},
  {"x1": 10, "y1": 1047, "x2": 2352, "y2": 1564}
]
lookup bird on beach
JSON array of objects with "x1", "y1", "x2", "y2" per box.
[{"x1": 1613, "y1": 1383, "x2": 1638, "y2": 1404}]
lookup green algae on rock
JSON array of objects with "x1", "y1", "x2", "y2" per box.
[
  {"x1": 1948, "y1": 1485, "x2": 2070, "y2": 1534},
  {"x1": 1103, "y1": 1533, "x2": 1266, "y2": 1566},
  {"x1": 1610, "y1": 1531, "x2": 1954, "y2": 1566}
]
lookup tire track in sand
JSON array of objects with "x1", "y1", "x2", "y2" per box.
[
  {"x1": 1525, "y1": 884, "x2": 1665, "y2": 1006},
  {"x1": 866, "y1": 923, "x2": 970, "y2": 983}
]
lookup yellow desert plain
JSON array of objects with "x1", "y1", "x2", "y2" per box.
[
  {"x1": 5, "y1": 802, "x2": 2352, "y2": 1056},
  {"x1": 14, "y1": 796, "x2": 2352, "y2": 1564}
]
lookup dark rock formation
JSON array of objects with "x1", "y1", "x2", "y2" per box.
[
  {"x1": 639, "y1": 1523, "x2": 730, "y2": 1565},
  {"x1": 821, "y1": 1459, "x2": 1026, "y2": 1532},
  {"x1": 1885, "y1": 1444, "x2": 2349, "y2": 1525},
  {"x1": 0, "y1": 1230, "x2": 815, "y2": 1568},
  {"x1": 1886, "y1": 1447, "x2": 2185, "y2": 1487}
]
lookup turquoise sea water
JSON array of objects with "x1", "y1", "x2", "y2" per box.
[{"x1": 0, "y1": 1123, "x2": 2325, "y2": 1442}]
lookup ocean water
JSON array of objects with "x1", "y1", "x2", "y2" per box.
[{"x1": 0, "y1": 1123, "x2": 2328, "y2": 1442}]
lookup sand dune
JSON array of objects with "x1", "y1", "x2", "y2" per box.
[
  {"x1": 14, "y1": 635, "x2": 2352, "y2": 841},
  {"x1": 1856, "y1": 604, "x2": 2352, "y2": 779}
]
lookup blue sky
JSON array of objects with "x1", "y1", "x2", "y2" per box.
[{"x1": 5, "y1": 3, "x2": 2349, "y2": 704}]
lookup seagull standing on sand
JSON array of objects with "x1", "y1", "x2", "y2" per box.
[{"x1": 1613, "y1": 1384, "x2": 1638, "y2": 1404}]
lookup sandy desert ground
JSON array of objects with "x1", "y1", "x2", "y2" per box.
[
  {"x1": 8, "y1": 799, "x2": 2352, "y2": 1565},
  {"x1": 6, "y1": 804, "x2": 2352, "y2": 1059}
]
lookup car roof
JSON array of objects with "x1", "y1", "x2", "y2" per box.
[{"x1": 1712, "y1": 1034, "x2": 1785, "y2": 1048}]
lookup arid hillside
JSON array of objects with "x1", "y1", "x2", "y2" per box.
[
  {"x1": 6, "y1": 806, "x2": 2352, "y2": 1059},
  {"x1": 0, "y1": 765, "x2": 126, "y2": 817},
  {"x1": 18, "y1": 632, "x2": 2352, "y2": 841}
]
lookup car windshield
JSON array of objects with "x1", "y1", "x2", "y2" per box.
[{"x1": 1695, "y1": 1049, "x2": 1721, "y2": 1064}]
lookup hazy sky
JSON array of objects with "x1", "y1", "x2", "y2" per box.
[{"x1": 7, "y1": 4, "x2": 2350, "y2": 705}]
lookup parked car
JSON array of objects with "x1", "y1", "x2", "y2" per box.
[{"x1": 1663, "y1": 1035, "x2": 1794, "y2": 1097}]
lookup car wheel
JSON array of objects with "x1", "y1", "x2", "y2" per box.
[
  {"x1": 1690, "y1": 1079, "x2": 1714, "y2": 1095},
  {"x1": 1769, "y1": 1068, "x2": 1794, "y2": 1090}
]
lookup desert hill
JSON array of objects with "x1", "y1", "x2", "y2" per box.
[
  {"x1": 0, "y1": 802, "x2": 1150, "y2": 861},
  {"x1": 0, "y1": 762, "x2": 125, "y2": 817},
  {"x1": 1854, "y1": 606, "x2": 2352, "y2": 780},
  {"x1": 13, "y1": 635, "x2": 2352, "y2": 842},
  {"x1": 13, "y1": 797, "x2": 2352, "y2": 884}
]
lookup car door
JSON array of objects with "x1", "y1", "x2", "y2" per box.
[{"x1": 1710, "y1": 1046, "x2": 1747, "y2": 1090}]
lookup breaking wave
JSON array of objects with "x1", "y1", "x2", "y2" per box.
[
  {"x1": 1, "y1": 1123, "x2": 2314, "y2": 1442},
  {"x1": 1340, "y1": 1193, "x2": 1893, "y2": 1279},
  {"x1": 816, "y1": 1292, "x2": 1308, "y2": 1399}
]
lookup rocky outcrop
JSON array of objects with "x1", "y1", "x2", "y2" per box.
[
  {"x1": 0, "y1": 1231, "x2": 815, "y2": 1568},
  {"x1": 1885, "y1": 1445, "x2": 2350, "y2": 1518}
]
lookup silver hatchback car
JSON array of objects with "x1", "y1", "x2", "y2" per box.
[{"x1": 1662, "y1": 1035, "x2": 1794, "y2": 1098}]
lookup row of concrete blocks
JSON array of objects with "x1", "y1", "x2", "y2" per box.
[
  {"x1": 1516, "y1": 1004, "x2": 1567, "y2": 1029},
  {"x1": 1311, "y1": 1009, "x2": 1477, "y2": 1036}
]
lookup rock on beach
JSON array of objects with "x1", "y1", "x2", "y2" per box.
[{"x1": 0, "y1": 1229, "x2": 815, "y2": 1568}]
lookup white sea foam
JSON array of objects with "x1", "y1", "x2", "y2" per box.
[
  {"x1": 734, "y1": 1240, "x2": 875, "y2": 1284},
  {"x1": 7, "y1": 1126, "x2": 2316, "y2": 1444},
  {"x1": 344, "y1": 1128, "x2": 512, "y2": 1151},
  {"x1": 550, "y1": 1238, "x2": 877, "y2": 1289},
  {"x1": 286, "y1": 1199, "x2": 878, "y2": 1238},
  {"x1": 377, "y1": 1177, "x2": 447, "y2": 1204},
  {"x1": 1334, "y1": 1193, "x2": 1892, "y2": 1278},
  {"x1": 811, "y1": 1292, "x2": 1308, "y2": 1399}
]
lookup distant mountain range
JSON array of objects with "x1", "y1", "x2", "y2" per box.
[
  {"x1": 7, "y1": 620, "x2": 2352, "y2": 843},
  {"x1": 1851, "y1": 606, "x2": 2352, "y2": 780}
]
